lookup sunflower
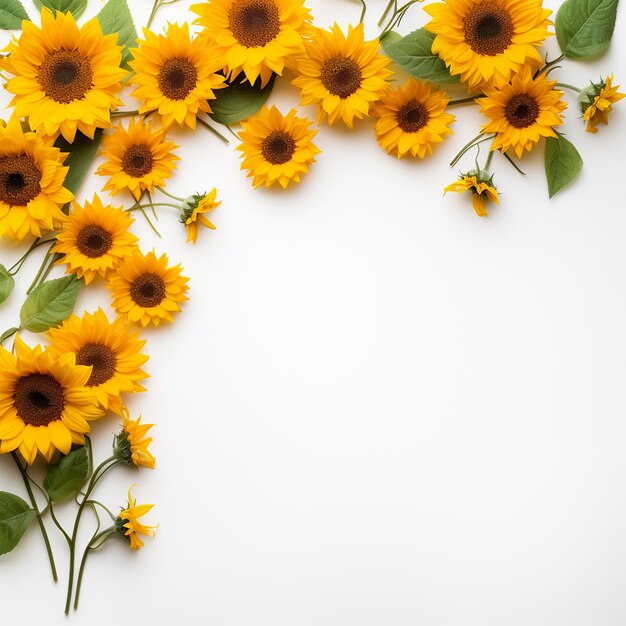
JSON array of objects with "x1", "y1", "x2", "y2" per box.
[
  {"x1": 115, "y1": 486, "x2": 157, "y2": 550},
  {"x1": 191, "y1": 0, "x2": 312, "y2": 87},
  {"x1": 96, "y1": 119, "x2": 179, "y2": 200},
  {"x1": 108, "y1": 250, "x2": 190, "y2": 327},
  {"x1": 47, "y1": 308, "x2": 149, "y2": 415},
  {"x1": 0, "y1": 335, "x2": 103, "y2": 465},
  {"x1": 292, "y1": 23, "x2": 393, "y2": 128},
  {"x1": 444, "y1": 172, "x2": 499, "y2": 217},
  {"x1": 424, "y1": 0, "x2": 552, "y2": 91},
  {"x1": 52, "y1": 195, "x2": 138, "y2": 284},
  {"x1": 579, "y1": 75, "x2": 625, "y2": 134},
  {"x1": 114, "y1": 408, "x2": 156, "y2": 469},
  {"x1": 129, "y1": 23, "x2": 226, "y2": 130},
  {"x1": 237, "y1": 106, "x2": 319, "y2": 188},
  {"x1": 478, "y1": 66, "x2": 566, "y2": 158},
  {"x1": 181, "y1": 189, "x2": 220, "y2": 243},
  {"x1": 0, "y1": 117, "x2": 73, "y2": 241},
  {"x1": 3, "y1": 9, "x2": 126, "y2": 143},
  {"x1": 371, "y1": 79, "x2": 456, "y2": 158}
]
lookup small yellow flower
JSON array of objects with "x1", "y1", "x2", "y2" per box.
[
  {"x1": 116, "y1": 486, "x2": 157, "y2": 550},
  {"x1": 181, "y1": 190, "x2": 220, "y2": 244},
  {"x1": 580, "y1": 75, "x2": 625, "y2": 133},
  {"x1": 444, "y1": 172, "x2": 499, "y2": 217},
  {"x1": 114, "y1": 408, "x2": 156, "y2": 469}
]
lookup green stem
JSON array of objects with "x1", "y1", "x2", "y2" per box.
[
  {"x1": 556, "y1": 82, "x2": 581, "y2": 93},
  {"x1": 111, "y1": 109, "x2": 140, "y2": 118},
  {"x1": 448, "y1": 95, "x2": 482, "y2": 106},
  {"x1": 197, "y1": 117, "x2": 230, "y2": 144},
  {"x1": 378, "y1": 0, "x2": 396, "y2": 26},
  {"x1": 8, "y1": 238, "x2": 54, "y2": 275},
  {"x1": 157, "y1": 187, "x2": 185, "y2": 203},
  {"x1": 146, "y1": 0, "x2": 161, "y2": 29},
  {"x1": 357, "y1": 0, "x2": 367, "y2": 23},
  {"x1": 450, "y1": 133, "x2": 493, "y2": 168},
  {"x1": 380, "y1": 0, "x2": 422, "y2": 38},
  {"x1": 484, "y1": 147, "x2": 495, "y2": 171},
  {"x1": 126, "y1": 203, "x2": 180, "y2": 212},
  {"x1": 503, "y1": 152, "x2": 526, "y2": 176},
  {"x1": 73, "y1": 528, "x2": 116, "y2": 611},
  {"x1": 25, "y1": 244, "x2": 55, "y2": 294},
  {"x1": 538, "y1": 53, "x2": 565, "y2": 77},
  {"x1": 10, "y1": 453, "x2": 58, "y2": 582}
]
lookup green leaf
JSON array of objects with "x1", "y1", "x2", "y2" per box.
[
  {"x1": 0, "y1": 264, "x2": 15, "y2": 304},
  {"x1": 382, "y1": 28, "x2": 459, "y2": 84},
  {"x1": 55, "y1": 129, "x2": 103, "y2": 195},
  {"x1": 0, "y1": 492, "x2": 36, "y2": 555},
  {"x1": 33, "y1": 0, "x2": 87, "y2": 18},
  {"x1": 209, "y1": 74, "x2": 277, "y2": 125},
  {"x1": 20, "y1": 275, "x2": 81, "y2": 333},
  {"x1": 97, "y1": 0, "x2": 138, "y2": 69},
  {"x1": 555, "y1": 0, "x2": 619, "y2": 58},
  {"x1": 0, "y1": 327, "x2": 19, "y2": 345},
  {"x1": 0, "y1": 0, "x2": 29, "y2": 29},
  {"x1": 379, "y1": 30, "x2": 403, "y2": 49},
  {"x1": 544, "y1": 135, "x2": 583, "y2": 198},
  {"x1": 43, "y1": 445, "x2": 91, "y2": 503}
]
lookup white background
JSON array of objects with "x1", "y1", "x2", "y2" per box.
[{"x1": 1, "y1": 0, "x2": 625, "y2": 624}]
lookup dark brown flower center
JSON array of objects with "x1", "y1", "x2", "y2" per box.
[
  {"x1": 76, "y1": 343, "x2": 117, "y2": 387},
  {"x1": 397, "y1": 99, "x2": 429, "y2": 132},
  {"x1": 261, "y1": 131, "x2": 295, "y2": 164},
  {"x1": 230, "y1": 0, "x2": 280, "y2": 48},
  {"x1": 38, "y1": 49, "x2": 94, "y2": 103},
  {"x1": 320, "y1": 56, "x2": 362, "y2": 99},
  {"x1": 122, "y1": 144, "x2": 154, "y2": 178},
  {"x1": 0, "y1": 155, "x2": 42, "y2": 206},
  {"x1": 463, "y1": 3, "x2": 514, "y2": 56},
  {"x1": 14, "y1": 374, "x2": 64, "y2": 426},
  {"x1": 505, "y1": 93, "x2": 540, "y2": 128},
  {"x1": 130, "y1": 273, "x2": 166, "y2": 308},
  {"x1": 158, "y1": 58, "x2": 198, "y2": 101},
  {"x1": 76, "y1": 224, "x2": 113, "y2": 259}
]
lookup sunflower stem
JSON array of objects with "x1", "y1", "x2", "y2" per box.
[
  {"x1": 8, "y1": 238, "x2": 54, "y2": 275},
  {"x1": 556, "y1": 82, "x2": 581, "y2": 93},
  {"x1": 484, "y1": 146, "x2": 495, "y2": 171},
  {"x1": 73, "y1": 529, "x2": 116, "y2": 611},
  {"x1": 538, "y1": 54, "x2": 565, "y2": 77},
  {"x1": 503, "y1": 152, "x2": 526, "y2": 176},
  {"x1": 25, "y1": 244, "x2": 56, "y2": 294},
  {"x1": 157, "y1": 187, "x2": 185, "y2": 203},
  {"x1": 197, "y1": 117, "x2": 230, "y2": 144},
  {"x1": 356, "y1": 0, "x2": 367, "y2": 23},
  {"x1": 127, "y1": 203, "x2": 180, "y2": 212},
  {"x1": 380, "y1": 0, "x2": 423, "y2": 38},
  {"x1": 448, "y1": 95, "x2": 482, "y2": 106},
  {"x1": 450, "y1": 133, "x2": 493, "y2": 168},
  {"x1": 378, "y1": 0, "x2": 397, "y2": 26},
  {"x1": 10, "y1": 453, "x2": 58, "y2": 583},
  {"x1": 111, "y1": 109, "x2": 140, "y2": 118}
]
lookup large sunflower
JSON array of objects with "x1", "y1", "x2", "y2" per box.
[
  {"x1": 292, "y1": 23, "x2": 393, "y2": 128},
  {"x1": 371, "y1": 79, "x2": 455, "y2": 158},
  {"x1": 0, "y1": 335, "x2": 103, "y2": 465},
  {"x1": 191, "y1": 0, "x2": 312, "y2": 87},
  {"x1": 53, "y1": 195, "x2": 139, "y2": 284},
  {"x1": 96, "y1": 119, "x2": 179, "y2": 200},
  {"x1": 424, "y1": 0, "x2": 552, "y2": 91},
  {"x1": 108, "y1": 251, "x2": 190, "y2": 327},
  {"x1": 3, "y1": 9, "x2": 127, "y2": 143},
  {"x1": 237, "y1": 106, "x2": 319, "y2": 188},
  {"x1": 129, "y1": 23, "x2": 226, "y2": 130},
  {"x1": 0, "y1": 117, "x2": 73, "y2": 240},
  {"x1": 47, "y1": 308, "x2": 149, "y2": 415},
  {"x1": 478, "y1": 65, "x2": 566, "y2": 157}
]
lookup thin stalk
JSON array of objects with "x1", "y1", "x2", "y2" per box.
[
  {"x1": 450, "y1": 133, "x2": 493, "y2": 168},
  {"x1": 378, "y1": 0, "x2": 397, "y2": 26},
  {"x1": 380, "y1": 0, "x2": 422, "y2": 38},
  {"x1": 448, "y1": 95, "x2": 482, "y2": 106},
  {"x1": 146, "y1": 0, "x2": 161, "y2": 29},
  {"x1": 126, "y1": 203, "x2": 180, "y2": 212},
  {"x1": 503, "y1": 152, "x2": 526, "y2": 176},
  {"x1": 11, "y1": 453, "x2": 58, "y2": 582},
  {"x1": 157, "y1": 187, "x2": 185, "y2": 203},
  {"x1": 138, "y1": 206, "x2": 162, "y2": 238},
  {"x1": 9, "y1": 238, "x2": 54, "y2": 275},
  {"x1": 111, "y1": 109, "x2": 140, "y2": 118},
  {"x1": 25, "y1": 244, "x2": 55, "y2": 294},
  {"x1": 537, "y1": 53, "x2": 565, "y2": 77},
  {"x1": 556, "y1": 82, "x2": 581, "y2": 93},
  {"x1": 197, "y1": 117, "x2": 230, "y2": 144},
  {"x1": 73, "y1": 528, "x2": 116, "y2": 611},
  {"x1": 356, "y1": 0, "x2": 367, "y2": 23},
  {"x1": 484, "y1": 147, "x2": 495, "y2": 171}
]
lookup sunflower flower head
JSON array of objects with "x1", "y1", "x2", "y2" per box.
[
  {"x1": 115, "y1": 486, "x2": 157, "y2": 550},
  {"x1": 444, "y1": 170, "x2": 499, "y2": 217},
  {"x1": 114, "y1": 408, "x2": 156, "y2": 469},
  {"x1": 180, "y1": 189, "x2": 220, "y2": 243},
  {"x1": 579, "y1": 75, "x2": 625, "y2": 134}
]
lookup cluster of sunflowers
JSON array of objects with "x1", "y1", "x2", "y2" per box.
[{"x1": 0, "y1": 0, "x2": 622, "y2": 614}]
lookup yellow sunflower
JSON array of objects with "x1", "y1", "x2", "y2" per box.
[
  {"x1": 3, "y1": 9, "x2": 127, "y2": 143},
  {"x1": 114, "y1": 408, "x2": 156, "y2": 469},
  {"x1": 129, "y1": 23, "x2": 226, "y2": 130},
  {"x1": 478, "y1": 66, "x2": 567, "y2": 158},
  {"x1": 0, "y1": 117, "x2": 73, "y2": 241},
  {"x1": 237, "y1": 106, "x2": 319, "y2": 188},
  {"x1": 444, "y1": 172, "x2": 499, "y2": 217},
  {"x1": 424, "y1": 0, "x2": 552, "y2": 91},
  {"x1": 580, "y1": 75, "x2": 625, "y2": 133},
  {"x1": 292, "y1": 23, "x2": 393, "y2": 128},
  {"x1": 47, "y1": 308, "x2": 149, "y2": 415},
  {"x1": 96, "y1": 119, "x2": 179, "y2": 200},
  {"x1": 191, "y1": 0, "x2": 312, "y2": 87},
  {"x1": 181, "y1": 189, "x2": 220, "y2": 243},
  {"x1": 108, "y1": 250, "x2": 190, "y2": 327},
  {"x1": 0, "y1": 335, "x2": 103, "y2": 465},
  {"x1": 371, "y1": 79, "x2": 456, "y2": 158},
  {"x1": 115, "y1": 486, "x2": 157, "y2": 550},
  {"x1": 52, "y1": 195, "x2": 138, "y2": 284}
]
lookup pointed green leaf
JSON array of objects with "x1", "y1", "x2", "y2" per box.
[
  {"x1": 0, "y1": 492, "x2": 36, "y2": 555},
  {"x1": 556, "y1": 0, "x2": 619, "y2": 58},
  {"x1": 545, "y1": 135, "x2": 583, "y2": 198},
  {"x1": 33, "y1": 0, "x2": 87, "y2": 18},
  {"x1": 55, "y1": 129, "x2": 103, "y2": 195},
  {"x1": 0, "y1": 0, "x2": 29, "y2": 29},
  {"x1": 20, "y1": 275, "x2": 81, "y2": 333},
  {"x1": 0, "y1": 264, "x2": 15, "y2": 304},
  {"x1": 209, "y1": 74, "x2": 277, "y2": 125},
  {"x1": 381, "y1": 28, "x2": 459, "y2": 84},
  {"x1": 0, "y1": 327, "x2": 19, "y2": 345},
  {"x1": 43, "y1": 445, "x2": 91, "y2": 502},
  {"x1": 97, "y1": 0, "x2": 138, "y2": 69}
]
